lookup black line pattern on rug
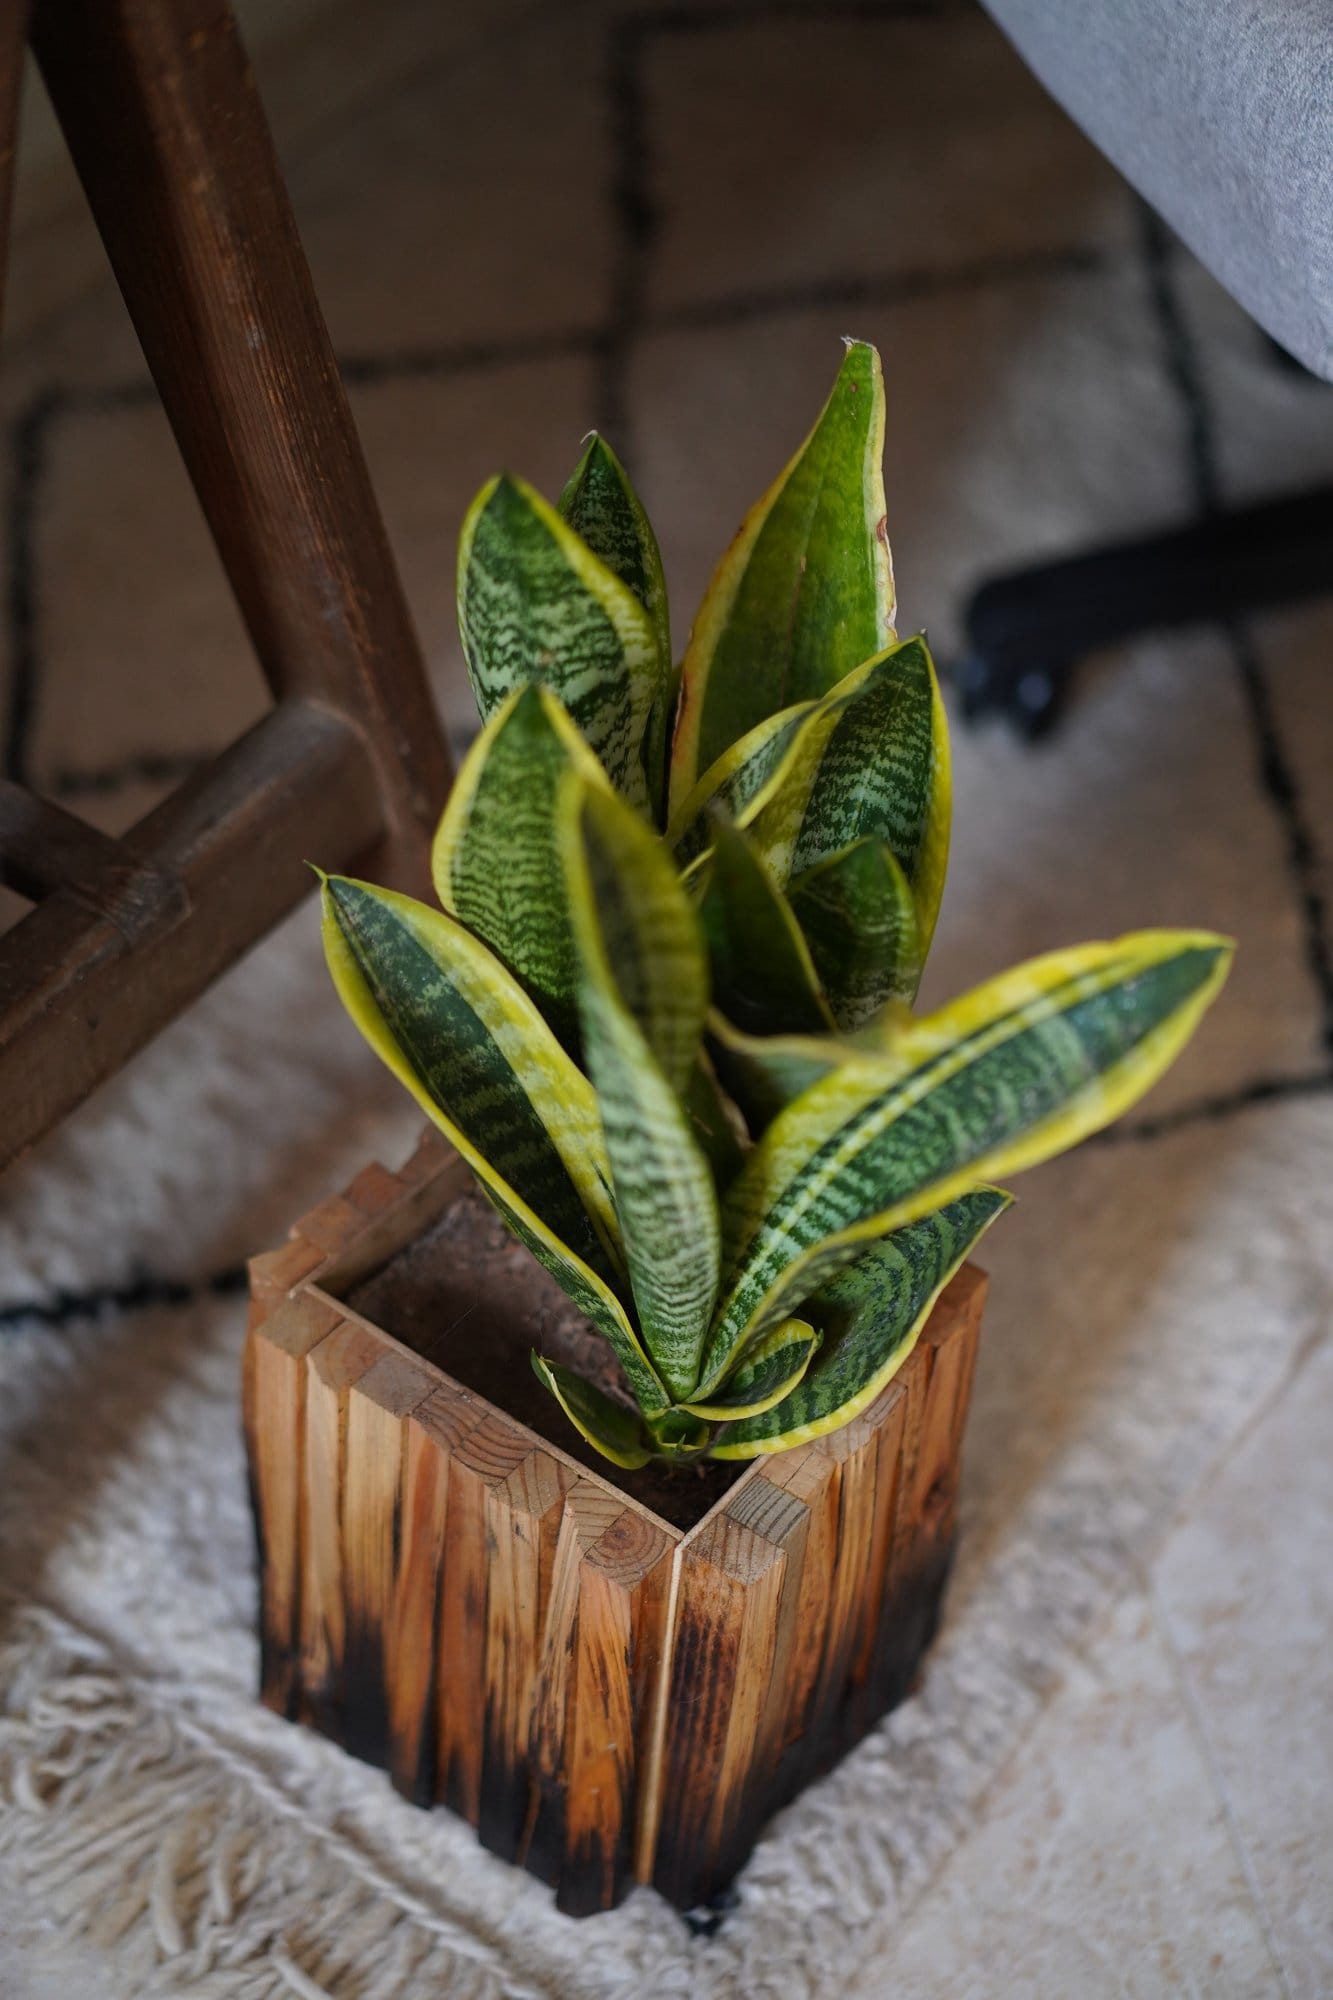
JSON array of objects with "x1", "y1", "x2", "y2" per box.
[
  {"x1": 1140, "y1": 207, "x2": 1333, "y2": 1061},
  {"x1": 599, "y1": 0, "x2": 972, "y2": 464},
  {"x1": 1095, "y1": 1068, "x2": 1333, "y2": 1145},
  {"x1": 0, "y1": 1262, "x2": 247, "y2": 1332}
]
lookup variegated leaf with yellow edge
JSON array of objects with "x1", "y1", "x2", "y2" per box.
[
  {"x1": 670, "y1": 339, "x2": 895, "y2": 807},
  {"x1": 562, "y1": 779, "x2": 720, "y2": 1402},
  {"x1": 530, "y1": 1353, "x2": 653, "y2": 1470},
  {"x1": 697, "y1": 931, "x2": 1233, "y2": 1392},
  {"x1": 431, "y1": 683, "x2": 611, "y2": 1048},
  {"x1": 712, "y1": 1189, "x2": 1010, "y2": 1457},
  {"x1": 457, "y1": 472, "x2": 665, "y2": 813},
  {"x1": 319, "y1": 872, "x2": 669, "y2": 1417},
  {"x1": 789, "y1": 836, "x2": 922, "y2": 1027},
  {"x1": 558, "y1": 433, "x2": 672, "y2": 817},
  {"x1": 667, "y1": 697, "x2": 821, "y2": 874},
  {"x1": 748, "y1": 633, "x2": 951, "y2": 956},
  {"x1": 681, "y1": 1317, "x2": 820, "y2": 1421}
]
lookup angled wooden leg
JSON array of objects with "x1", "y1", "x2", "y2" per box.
[
  {"x1": 0, "y1": 0, "x2": 454, "y2": 1168},
  {"x1": 30, "y1": 0, "x2": 452, "y2": 870},
  {"x1": 0, "y1": 3, "x2": 26, "y2": 338}
]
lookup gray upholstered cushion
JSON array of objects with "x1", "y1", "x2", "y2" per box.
[{"x1": 981, "y1": 0, "x2": 1333, "y2": 380}]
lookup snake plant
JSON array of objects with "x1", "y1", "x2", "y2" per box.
[{"x1": 320, "y1": 342, "x2": 1232, "y2": 1468}]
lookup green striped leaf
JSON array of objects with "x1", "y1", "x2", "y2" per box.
[
  {"x1": 708, "y1": 1016, "x2": 855, "y2": 1134},
  {"x1": 430, "y1": 684, "x2": 610, "y2": 1047},
  {"x1": 563, "y1": 782, "x2": 720, "y2": 1402},
  {"x1": 565, "y1": 776, "x2": 708, "y2": 1095},
  {"x1": 321, "y1": 874, "x2": 614, "y2": 1262},
  {"x1": 668, "y1": 644, "x2": 918, "y2": 882},
  {"x1": 558, "y1": 434, "x2": 671, "y2": 815},
  {"x1": 683, "y1": 1318, "x2": 820, "y2": 1421},
  {"x1": 700, "y1": 931, "x2": 1233, "y2": 1387},
  {"x1": 670, "y1": 340, "x2": 895, "y2": 806},
  {"x1": 644, "y1": 1408, "x2": 713, "y2": 1461},
  {"x1": 750, "y1": 634, "x2": 951, "y2": 954},
  {"x1": 789, "y1": 837, "x2": 922, "y2": 1027},
  {"x1": 712, "y1": 1190, "x2": 1009, "y2": 1457},
  {"x1": 558, "y1": 434, "x2": 669, "y2": 662},
  {"x1": 707, "y1": 1009, "x2": 908, "y2": 1135},
  {"x1": 531, "y1": 1354, "x2": 653, "y2": 1470},
  {"x1": 667, "y1": 698, "x2": 819, "y2": 872},
  {"x1": 457, "y1": 472, "x2": 664, "y2": 812},
  {"x1": 685, "y1": 1056, "x2": 747, "y2": 1189},
  {"x1": 489, "y1": 1189, "x2": 667, "y2": 1416},
  {"x1": 320, "y1": 873, "x2": 669, "y2": 1418},
  {"x1": 700, "y1": 816, "x2": 832, "y2": 1037}
]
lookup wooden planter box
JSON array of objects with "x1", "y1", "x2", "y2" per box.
[{"x1": 243, "y1": 1130, "x2": 987, "y2": 1917}]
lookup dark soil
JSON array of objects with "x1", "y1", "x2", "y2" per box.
[{"x1": 347, "y1": 1184, "x2": 742, "y2": 1532}]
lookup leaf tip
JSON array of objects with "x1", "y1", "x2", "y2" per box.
[{"x1": 836, "y1": 335, "x2": 882, "y2": 380}]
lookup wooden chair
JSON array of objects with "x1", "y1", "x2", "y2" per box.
[{"x1": 0, "y1": 0, "x2": 453, "y2": 1171}]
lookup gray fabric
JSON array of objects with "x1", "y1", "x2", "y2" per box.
[{"x1": 982, "y1": 0, "x2": 1333, "y2": 380}]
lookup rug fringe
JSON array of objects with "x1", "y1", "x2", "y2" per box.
[{"x1": 0, "y1": 1606, "x2": 531, "y2": 2000}]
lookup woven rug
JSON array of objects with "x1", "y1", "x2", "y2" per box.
[{"x1": 2, "y1": 2, "x2": 1331, "y2": 1994}]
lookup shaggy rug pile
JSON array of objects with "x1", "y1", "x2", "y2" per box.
[{"x1": 2, "y1": 2, "x2": 1330, "y2": 1993}]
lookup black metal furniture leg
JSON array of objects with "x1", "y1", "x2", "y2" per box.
[{"x1": 956, "y1": 485, "x2": 1333, "y2": 740}]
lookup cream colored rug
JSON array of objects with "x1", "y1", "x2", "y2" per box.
[{"x1": 2, "y1": 2, "x2": 1331, "y2": 1995}]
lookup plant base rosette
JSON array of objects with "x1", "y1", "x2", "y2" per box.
[{"x1": 244, "y1": 1131, "x2": 989, "y2": 1915}]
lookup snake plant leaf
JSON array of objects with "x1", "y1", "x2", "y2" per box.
[
  {"x1": 706, "y1": 1008, "x2": 910, "y2": 1134},
  {"x1": 712, "y1": 1189, "x2": 1010, "y2": 1457},
  {"x1": 531, "y1": 1353, "x2": 653, "y2": 1470},
  {"x1": 558, "y1": 434, "x2": 670, "y2": 662},
  {"x1": 564, "y1": 776, "x2": 708, "y2": 1094},
  {"x1": 558, "y1": 434, "x2": 671, "y2": 816},
  {"x1": 685, "y1": 1057, "x2": 747, "y2": 1189},
  {"x1": 488, "y1": 1187, "x2": 667, "y2": 1416},
  {"x1": 457, "y1": 472, "x2": 664, "y2": 812},
  {"x1": 667, "y1": 698, "x2": 820, "y2": 873},
  {"x1": 682, "y1": 1318, "x2": 820, "y2": 1421},
  {"x1": 789, "y1": 837, "x2": 923, "y2": 1027},
  {"x1": 671, "y1": 339, "x2": 895, "y2": 806},
  {"x1": 320, "y1": 874, "x2": 615, "y2": 1264},
  {"x1": 563, "y1": 781, "x2": 721, "y2": 1402},
  {"x1": 749, "y1": 634, "x2": 951, "y2": 955},
  {"x1": 672, "y1": 644, "x2": 919, "y2": 878},
  {"x1": 700, "y1": 816, "x2": 832, "y2": 1038},
  {"x1": 430, "y1": 684, "x2": 611, "y2": 1047},
  {"x1": 320, "y1": 873, "x2": 670, "y2": 1420},
  {"x1": 708, "y1": 1016, "x2": 854, "y2": 1134},
  {"x1": 700, "y1": 931, "x2": 1233, "y2": 1386},
  {"x1": 644, "y1": 1407, "x2": 714, "y2": 1461}
]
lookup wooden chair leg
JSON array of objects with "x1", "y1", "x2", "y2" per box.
[
  {"x1": 30, "y1": 0, "x2": 452, "y2": 857},
  {"x1": 0, "y1": 5, "x2": 26, "y2": 339},
  {"x1": 0, "y1": 0, "x2": 454, "y2": 1169}
]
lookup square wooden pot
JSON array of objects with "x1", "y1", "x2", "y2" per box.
[{"x1": 242, "y1": 1130, "x2": 987, "y2": 1917}]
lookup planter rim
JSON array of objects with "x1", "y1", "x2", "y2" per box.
[{"x1": 302, "y1": 1290, "x2": 716, "y2": 1544}]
